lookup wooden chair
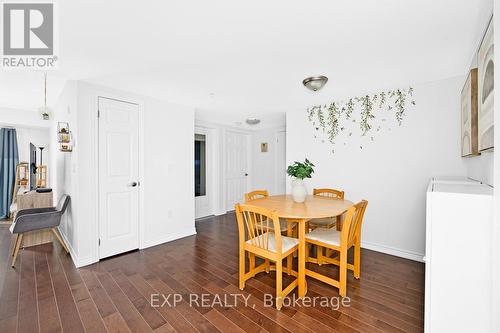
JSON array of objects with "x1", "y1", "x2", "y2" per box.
[
  {"x1": 305, "y1": 200, "x2": 368, "y2": 296},
  {"x1": 235, "y1": 203, "x2": 299, "y2": 310},
  {"x1": 244, "y1": 190, "x2": 292, "y2": 234},
  {"x1": 308, "y1": 188, "x2": 345, "y2": 230}
]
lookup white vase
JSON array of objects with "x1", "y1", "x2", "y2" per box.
[{"x1": 291, "y1": 178, "x2": 307, "y2": 203}]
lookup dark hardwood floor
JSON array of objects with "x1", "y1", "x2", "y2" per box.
[{"x1": 0, "y1": 213, "x2": 425, "y2": 332}]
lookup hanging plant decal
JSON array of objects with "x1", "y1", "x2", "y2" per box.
[
  {"x1": 358, "y1": 95, "x2": 375, "y2": 135},
  {"x1": 326, "y1": 102, "x2": 342, "y2": 143},
  {"x1": 306, "y1": 86, "x2": 416, "y2": 152}
]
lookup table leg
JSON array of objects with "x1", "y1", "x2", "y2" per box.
[{"x1": 298, "y1": 219, "x2": 307, "y2": 297}]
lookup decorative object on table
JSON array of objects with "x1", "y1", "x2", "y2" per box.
[
  {"x1": 306, "y1": 87, "x2": 416, "y2": 153},
  {"x1": 57, "y1": 122, "x2": 73, "y2": 152},
  {"x1": 461, "y1": 68, "x2": 479, "y2": 157},
  {"x1": 303, "y1": 76, "x2": 328, "y2": 91},
  {"x1": 287, "y1": 158, "x2": 314, "y2": 203},
  {"x1": 38, "y1": 72, "x2": 52, "y2": 120},
  {"x1": 260, "y1": 142, "x2": 268, "y2": 152},
  {"x1": 477, "y1": 16, "x2": 494, "y2": 151}
]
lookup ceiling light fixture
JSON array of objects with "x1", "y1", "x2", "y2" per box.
[
  {"x1": 246, "y1": 118, "x2": 260, "y2": 125},
  {"x1": 38, "y1": 72, "x2": 51, "y2": 120},
  {"x1": 303, "y1": 76, "x2": 328, "y2": 91}
]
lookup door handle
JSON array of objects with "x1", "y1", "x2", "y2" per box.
[
  {"x1": 128, "y1": 182, "x2": 138, "y2": 187},
  {"x1": 244, "y1": 173, "x2": 248, "y2": 176}
]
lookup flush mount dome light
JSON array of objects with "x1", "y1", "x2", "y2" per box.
[
  {"x1": 303, "y1": 76, "x2": 328, "y2": 91},
  {"x1": 246, "y1": 118, "x2": 261, "y2": 125}
]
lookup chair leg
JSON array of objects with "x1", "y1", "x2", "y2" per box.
[
  {"x1": 11, "y1": 234, "x2": 19, "y2": 257},
  {"x1": 339, "y1": 249, "x2": 348, "y2": 297},
  {"x1": 11, "y1": 234, "x2": 23, "y2": 267},
  {"x1": 264, "y1": 259, "x2": 270, "y2": 273},
  {"x1": 276, "y1": 259, "x2": 283, "y2": 310},
  {"x1": 249, "y1": 253, "x2": 255, "y2": 276},
  {"x1": 317, "y1": 246, "x2": 324, "y2": 266},
  {"x1": 239, "y1": 248, "x2": 246, "y2": 290},
  {"x1": 51, "y1": 228, "x2": 69, "y2": 253},
  {"x1": 286, "y1": 223, "x2": 293, "y2": 273},
  {"x1": 354, "y1": 242, "x2": 361, "y2": 279}
]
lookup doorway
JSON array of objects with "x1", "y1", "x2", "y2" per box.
[
  {"x1": 195, "y1": 128, "x2": 212, "y2": 218},
  {"x1": 98, "y1": 97, "x2": 140, "y2": 259}
]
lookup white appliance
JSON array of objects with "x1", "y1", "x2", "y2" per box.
[{"x1": 425, "y1": 177, "x2": 493, "y2": 332}]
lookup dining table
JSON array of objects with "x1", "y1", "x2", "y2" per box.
[{"x1": 245, "y1": 194, "x2": 354, "y2": 297}]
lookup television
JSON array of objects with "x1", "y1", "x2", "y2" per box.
[{"x1": 29, "y1": 143, "x2": 37, "y2": 191}]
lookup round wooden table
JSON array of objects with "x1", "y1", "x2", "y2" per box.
[{"x1": 246, "y1": 194, "x2": 354, "y2": 297}]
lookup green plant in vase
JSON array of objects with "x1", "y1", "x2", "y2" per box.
[{"x1": 287, "y1": 158, "x2": 314, "y2": 203}]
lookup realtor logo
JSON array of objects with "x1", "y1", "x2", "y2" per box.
[{"x1": 1, "y1": 2, "x2": 58, "y2": 68}]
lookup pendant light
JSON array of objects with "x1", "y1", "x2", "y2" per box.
[{"x1": 39, "y1": 72, "x2": 51, "y2": 120}]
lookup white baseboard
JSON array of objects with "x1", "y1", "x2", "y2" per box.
[
  {"x1": 57, "y1": 226, "x2": 86, "y2": 267},
  {"x1": 140, "y1": 228, "x2": 197, "y2": 250},
  {"x1": 361, "y1": 240, "x2": 424, "y2": 262}
]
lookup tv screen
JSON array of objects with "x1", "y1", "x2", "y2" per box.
[{"x1": 30, "y1": 143, "x2": 37, "y2": 191}]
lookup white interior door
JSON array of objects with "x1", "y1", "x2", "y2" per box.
[
  {"x1": 195, "y1": 129, "x2": 212, "y2": 218},
  {"x1": 276, "y1": 131, "x2": 286, "y2": 194},
  {"x1": 226, "y1": 130, "x2": 249, "y2": 211},
  {"x1": 98, "y1": 97, "x2": 139, "y2": 259}
]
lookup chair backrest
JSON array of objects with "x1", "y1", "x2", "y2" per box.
[
  {"x1": 56, "y1": 195, "x2": 71, "y2": 214},
  {"x1": 235, "y1": 203, "x2": 282, "y2": 252},
  {"x1": 313, "y1": 188, "x2": 345, "y2": 199},
  {"x1": 244, "y1": 190, "x2": 269, "y2": 202},
  {"x1": 341, "y1": 200, "x2": 368, "y2": 247}
]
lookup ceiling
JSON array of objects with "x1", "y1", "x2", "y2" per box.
[{"x1": 0, "y1": 0, "x2": 492, "y2": 126}]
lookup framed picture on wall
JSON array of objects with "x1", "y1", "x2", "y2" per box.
[
  {"x1": 477, "y1": 16, "x2": 494, "y2": 151},
  {"x1": 461, "y1": 68, "x2": 479, "y2": 157}
]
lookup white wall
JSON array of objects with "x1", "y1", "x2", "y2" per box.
[
  {"x1": 465, "y1": 152, "x2": 494, "y2": 185},
  {"x1": 491, "y1": 3, "x2": 499, "y2": 332},
  {"x1": 51, "y1": 81, "x2": 79, "y2": 256},
  {"x1": 53, "y1": 81, "x2": 195, "y2": 267},
  {"x1": 287, "y1": 76, "x2": 467, "y2": 260},
  {"x1": 251, "y1": 128, "x2": 286, "y2": 195}
]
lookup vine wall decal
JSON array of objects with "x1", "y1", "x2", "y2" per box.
[{"x1": 306, "y1": 87, "x2": 416, "y2": 153}]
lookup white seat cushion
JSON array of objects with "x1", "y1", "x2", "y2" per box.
[
  {"x1": 306, "y1": 228, "x2": 341, "y2": 247},
  {"x1": 246, "y1": 232, "x2": 299, "y2": 253},
  {"x1": 308, "y1": 217, "x2": 336, "y2": 228},
  {"x1": 9, "y1": 223, "x2": 15, "y2": 233}
]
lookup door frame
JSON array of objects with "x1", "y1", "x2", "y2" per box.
[
  {"x1": 194, "y1": 126, "x2": 214, "y2": 218},
  {"x1": 93, "y1": 93, "x2": 145, "y2": 263},
  {"x1": 274, "y1": 129, "x2": 286, "y2": 195}
]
